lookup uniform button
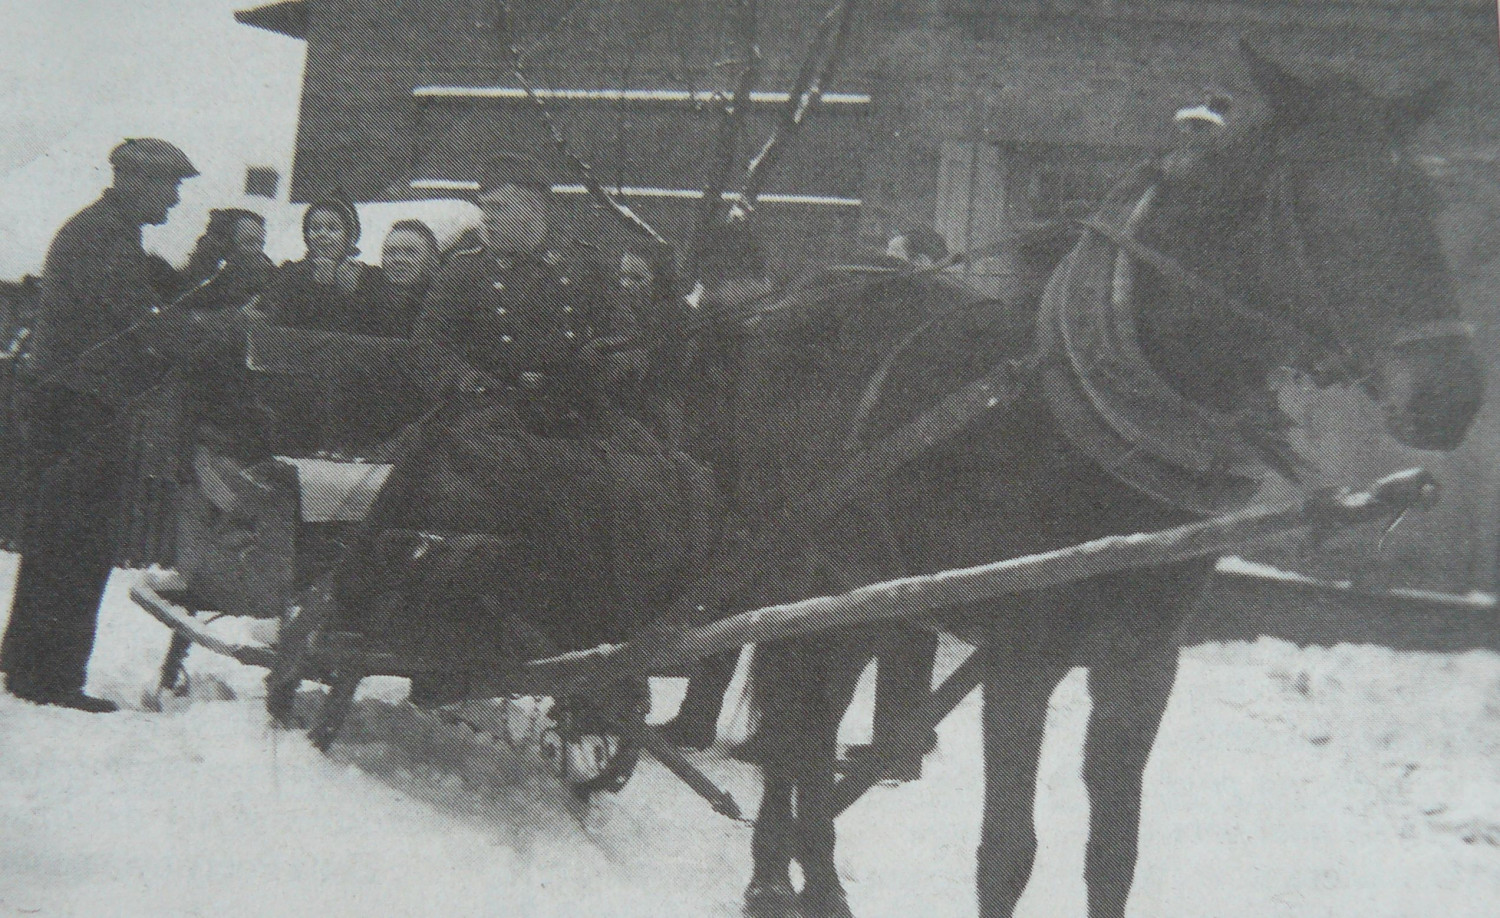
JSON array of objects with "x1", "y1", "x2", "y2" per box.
[
  {"x1": 492, "y1": 281, "x2": 505, "y2": 291},
  {"x1": 495, "y1": 307, "x2": 507, "y2": 315},
  {"x1": 559, "y1": 276, "x2": 570, "y2": 286},
  {"x1": 501, "y1": 335, "x2": 513, "y2": 343},
  {"x1": 563, "y1": 305, "x2": 573, "y2": 313},
  {"x1": 564, "y1": 330, "x2": 576, "y2": 339}
]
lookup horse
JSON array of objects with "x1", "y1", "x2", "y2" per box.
[{"x1": 727, "y1": 44, "x2": 1485, "y2": 918}]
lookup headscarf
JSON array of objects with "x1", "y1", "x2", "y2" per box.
[{"x1": 302, "y1": 195, "x2": 361, "y2": 260}]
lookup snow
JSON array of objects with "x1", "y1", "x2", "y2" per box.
[
  {"x1": 1216, "y1": 555, "x2": 1498, "y2": 608},
  {"x1": 2, "y1": 553, "x2": 1499, "y2": 916}
]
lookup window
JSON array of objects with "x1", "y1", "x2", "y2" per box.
[{"x1": 935, "y1": 140, "x2": 1011, "y2": 293}]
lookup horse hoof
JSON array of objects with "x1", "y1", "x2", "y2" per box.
[
  {"x1": 798, "y1": 886, "x2": 854, "y2": 918},
  {"x1": 743, "y1": 879, "x2": 798, "y2": 918}
]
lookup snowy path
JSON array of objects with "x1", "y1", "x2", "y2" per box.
[{"x1": 2, "y1": 554, "x2": 1498, "y2": 917}]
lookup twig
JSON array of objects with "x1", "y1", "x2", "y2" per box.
[
  {"x1": 494, "y1": 1, "x2": 669, "y2": 247},
  {"x1": 733, "y1": 0, "x2": 858, "y2": 218},
  {"x1": 685, "y1": 0, "x2": 761, "y2": 283}
]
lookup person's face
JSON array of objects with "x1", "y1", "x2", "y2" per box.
[
  {"x1": 619, "y1": 253, "x2": 652, "y2": 292},
  {"x1": 479, "y1": 185, "x2": 550, "y2": 254},
  {"x1": 305, "y1": 207, "x2": 351, "y2": 261},
  {"x1": 118, "y1": 171, "x2": 185, "y2": 226},
  {"x1": 382, "y1": 228, "x2": 439, "y2": 288},
  {"x1": 231, "y1": 217, "x2": 266, "y2": 258}
]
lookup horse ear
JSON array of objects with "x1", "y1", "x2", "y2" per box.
[
  {"x1": 1385, "y1": 80, "x2": 1450, "y2": 140},
  {"x1": 1239, "y1": 39, "x2": 1314, "y2": 125}
]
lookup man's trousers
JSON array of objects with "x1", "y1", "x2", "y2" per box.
[{"x1": 0, "y1": 388, "x2": 121, "y2": 697}]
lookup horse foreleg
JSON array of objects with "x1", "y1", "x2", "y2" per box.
[
  {"x1": 1081, "y1": 648, "x2": 1178, "y2": 918},
  {"x1": 794, "y1": 636, "x2": 874, "y2": 918},
  {"x1": 978, "y1": 646, "x2": 1068, "y2": 918},
  {"x1": 747, "y1": 770, "x2": 799, "y2": 918}
]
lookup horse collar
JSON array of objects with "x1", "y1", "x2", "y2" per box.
[{"x1": 1038, "y1": 182, "x2": 1288, "y2": 516}]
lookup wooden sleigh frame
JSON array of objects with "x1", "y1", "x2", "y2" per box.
[{"x1": 130, "y1": 458, "x2": 1444, "y2": 819}]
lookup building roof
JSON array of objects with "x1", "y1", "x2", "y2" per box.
[{"x1": 235, "y1": 1, "x2": 307, "y2": 40}]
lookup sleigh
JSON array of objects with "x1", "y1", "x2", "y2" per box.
[{"x1": 127, "y1": 309, "x2": 1449, "y2": 817}]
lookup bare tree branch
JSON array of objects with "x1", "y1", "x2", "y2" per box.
[
  {"x1": 494, "y1": 1, "x2": 669, "y2": 247},
  {"x1": 733, "y1": 0, "x2": 857, "y2": 219},
  {"x1": 685, "y1": 0, "x2": 761, "y2": 283}
]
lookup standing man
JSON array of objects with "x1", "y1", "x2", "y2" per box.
[{"x1": 0, "y1": 138, "x2": 198, "y2": 712}]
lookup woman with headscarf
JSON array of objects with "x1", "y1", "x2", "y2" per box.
[
  {"x1": 251, "y1": 197, "x2": 386, "y2": 454},
  {"x1": 261, "y1": 197, "x2": 379, "y2": 333}
]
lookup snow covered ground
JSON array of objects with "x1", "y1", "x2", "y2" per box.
[{"x1": 2, "y1": 553, "x2": 1499, "y2": 917}]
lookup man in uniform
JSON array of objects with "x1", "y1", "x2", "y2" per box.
[
  {"x1": 395, "y1": 154, "x2": 638, "y2": 704},
  {"x1": 415, "y1": 154, "x2": 638, "y2": 423},
  {"x1": 0, "y1": 138, "x2": 198, "y2": 711}
]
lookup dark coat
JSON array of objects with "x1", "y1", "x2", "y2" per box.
[
  {"x1": 26, "y1": 189, "x2": 171, "y2": 406},
  {"x1": 414, "y1": 242, "x2": 623, "y2": 383},
  {"x1": 261, "y1": 258, "x2": 382, "y2": 335},
  {"x1": 359, "y1": 272, "x2": 428, "y2": 339}
]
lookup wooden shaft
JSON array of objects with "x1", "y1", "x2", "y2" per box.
[
  {"x1": 522, "y1": 470, "x2": 1426, "y2": 689},
  {"x1": 831, "y1": 647, "x2": 987, "y2": 815}
]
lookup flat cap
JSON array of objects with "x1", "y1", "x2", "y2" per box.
[
  {"x1": 110, "y1": 138, "x2": 199, "y2": 178},
  {"x1": 478, "y1": 153, "x2": 551, "y2": 195}
]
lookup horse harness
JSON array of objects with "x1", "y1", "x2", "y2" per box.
[{"x1": 849, "y1": 168, "x2": 1472, "y2": 520}]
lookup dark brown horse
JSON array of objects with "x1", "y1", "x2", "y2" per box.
[{"x1": 729, "y1": 47, "x2": 1484, "y2": 918}]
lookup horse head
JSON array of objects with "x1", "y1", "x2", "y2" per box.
[{"x1": 1150, "y1": 43, "x2": 1483, "y2": 453}]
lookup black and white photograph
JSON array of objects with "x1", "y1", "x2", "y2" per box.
[{"x1": 1, "y1": 1, "x2": 1498, "y2": 915}]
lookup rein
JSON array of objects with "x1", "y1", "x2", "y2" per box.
[{"x1": 1075, "y1": 213, "x2": 1361, "y2": 383}]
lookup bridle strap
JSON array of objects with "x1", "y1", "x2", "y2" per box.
[
  {"x1": 1076, "y1": 214, "x2": 1355, "y2": 373},
  {"x1": 1378, "y1": 319, "x2": 1475, "y2": 353}
]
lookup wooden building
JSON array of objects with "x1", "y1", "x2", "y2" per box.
[{"x1": 236, "y1": 0, "x2": 1500, "y2": 285}]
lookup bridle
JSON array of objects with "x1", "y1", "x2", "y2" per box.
[{"x1": 1080, "y1": 147, "x2": 1472, "y2": 396}]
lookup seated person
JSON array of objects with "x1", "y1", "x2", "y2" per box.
[
  {"x1": 253, "y1": 200, "x2": 426, "y2": 456},
  {"x1": 181, "y1": 208, "x2": 273, "y2": 311},
  {"x1": 345, "y1": 154, "x2": 693, "y2": 673},
  {"x1": 365, "y1": 219, "x2": 441, "y2": 337},
  {"x1": 326, "y1": 219, "x2": 444, "y2": 449},
  {"x1": 261, "y1": 197, "x2": 380, "y2": 334},
  {"x1": 413, "y1": 154, "x2": 639, "y2": 435},
  {"x1": 177, "y1": 209, "x2": 275, "y2": 456}
]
